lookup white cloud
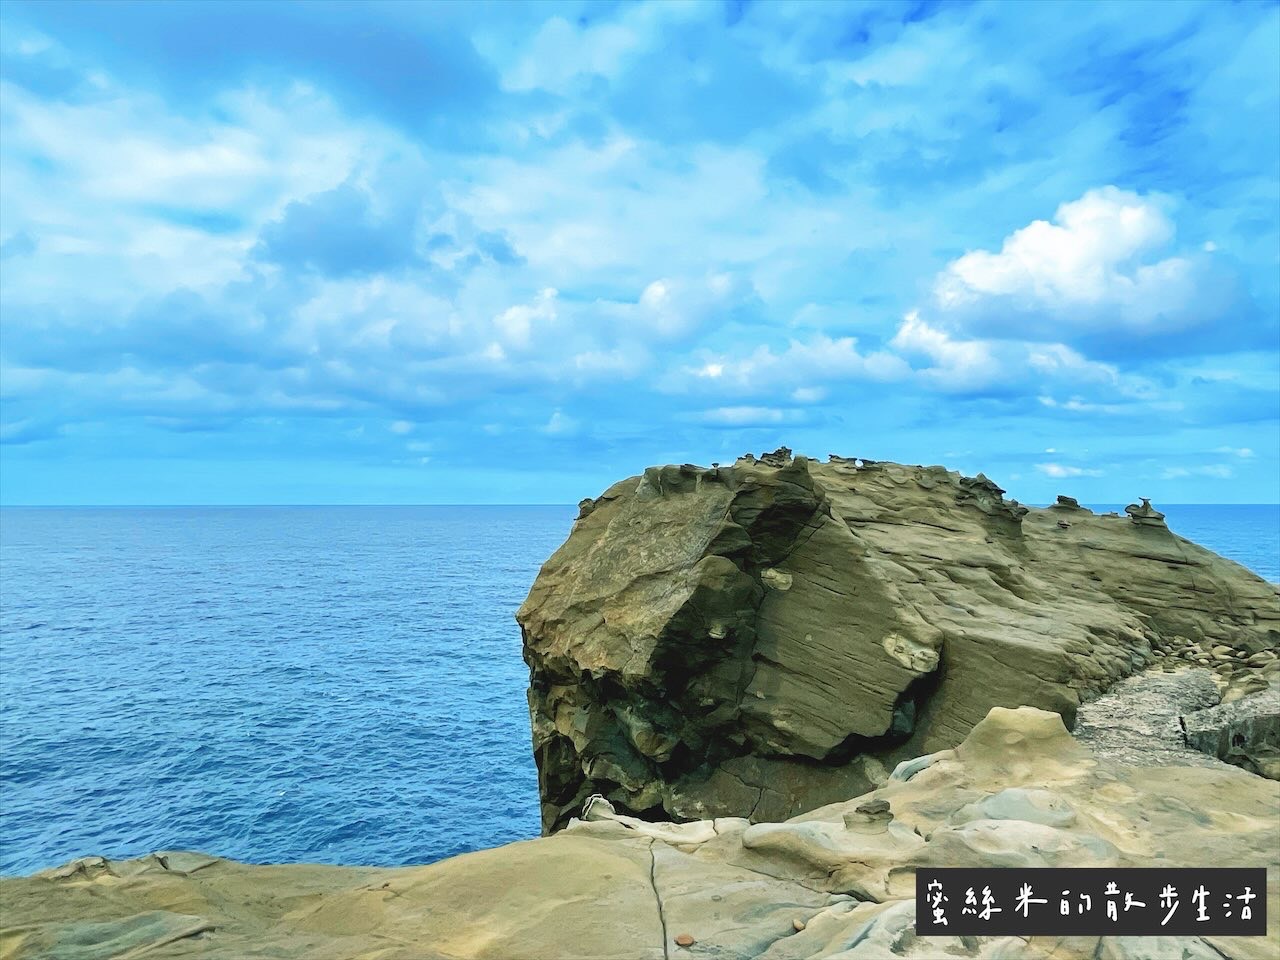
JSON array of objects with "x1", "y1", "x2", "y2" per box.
[
  {"x1": 938, "y1": 187, "x2": 1175, "y2": 305},
  {"x1": 1036, "y1": 462, "x2": 1104, "y2": 478},
  {"x1": 1214, "y1": 446, "x2": 1254, "y2": 458},
  {"x1": 0, "y1": 77, "x2": 384, "y2": 306},
  {"x1": 889, "y1": 311, "x2": 1000, "y2": 390},
  {"x1": 494, "y1": 287, "x2": 558, "y2": 350},
  {"x1": 629, "y1": 273, "x2": 755, "y2": 340},
  {"x1": 389, "y1": 420, "x2": 414, "y2": 435},
  {"x1": 571, "y1": 348, "x2": 648, "y2": 378},
  {"x1": 674, "y1": 334, "x2": 908, "y2": 394},
  {"x1": 1025, "y1": 343, "x2": 1119, "y2": 385},
  {"x1": 932, "y1": 187, "x2": 1238, "y2": 341},
  {"x1": 791, "y1": 386, "x2": 827, "y2": 404},
  {"x1": 489, "y1": 3, "x2": 708, "y2": 95},
  {"x1": 449, "y1": 139, "x2": 776, "y2": 289},
  {"x1": 697, "y1": 406, "x2": 802, "y2": 427},
  {"x1": 887, "y1": 311, "x2": 1128, "y2": 394},
  {"x1": 1037, "y1": 395, "x2": 1183, "y2": 415},
  {"x1": 289, "y1": 276, "x2": 454, "y2": 356},
  {"x1": 1162, "y1": 464, "x2": 1233, "y2": 479},
  {"x1": 541, "y1": 409, "x2": 580, "y2": 435}
]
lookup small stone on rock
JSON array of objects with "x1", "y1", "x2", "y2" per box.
[
  {"x1": 675, "y1": 933, "x2": 696, "y2": 947},
  {"x1": 792, "y1": 918, "x2": 806, "y2": 932}
]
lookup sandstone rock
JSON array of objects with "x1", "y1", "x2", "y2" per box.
[
  {"x1": 5, "y1": 706, "x2": 1276, "y2": 960},
  {"x1": 517, "y1": 453, "x2": 1280, "y2": 831},
  {"x1": 1124, "y1": 497, "x2": 1167, "y2": 527}
]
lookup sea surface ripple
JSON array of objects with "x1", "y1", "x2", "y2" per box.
[{"x1": 0, "y1": 506, "x2": 573, "y2": 875}]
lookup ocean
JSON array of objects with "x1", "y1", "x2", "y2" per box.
[{"x1": 0, "y1": 503, "x2": 1276, "y2": 876}]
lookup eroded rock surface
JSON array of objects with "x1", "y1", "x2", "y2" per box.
[
  {"x1": 1183, "y1": 682, "x2": 1280, "y2": 779},
  {"x1": 4, "y1": 707, "x2": 1277, "y2": 960},
  {"x1": 517, "y1": 451, "x2": 1280, "y2": 831},
  {"x1": 1072, "y1": 665, "x2": 1228, "y2": 768}
]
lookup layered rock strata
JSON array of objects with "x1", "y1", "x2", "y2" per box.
[{"x1": 517, "y1": 450, "x2": 1280, "y2": 832}]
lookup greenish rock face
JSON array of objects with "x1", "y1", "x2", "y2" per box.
[{"x1": 517, "y1": 450, "x2": 1280, "y2": 834}]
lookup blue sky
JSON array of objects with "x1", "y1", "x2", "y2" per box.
[{"x1": 0, "y1": 0, "x2": 1277, "y2": 505}]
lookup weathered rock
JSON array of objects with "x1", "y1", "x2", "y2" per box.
[
  {"x1": 1072, "y1": 665, "x2": 1228, "y2": 768},
  {"x1": 517, "y1": 453, "x2": 1280, "y2": 831},
  {"x1": 4, "y1": 707, "x2": 1277, "y2": 959},
  {"x1": 1182, "y1": 681, "x2": 1280, "y2": 779},
  {"x1": 1124, "y1": 497, "x2": 1167, "y2": 527}
]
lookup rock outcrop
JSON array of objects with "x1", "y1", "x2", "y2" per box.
[
  {"x1": 1183, "y1": 684, "x2": 1280, "y2": 779},
  {"x1": 4, "y1": 705, "x2": 1277, "y2": 959},
  {"x1": 517, "y1": 451, "x2": 1280, "y2": 832}
]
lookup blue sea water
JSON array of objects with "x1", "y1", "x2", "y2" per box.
[
  {"x1": 0, "y1": 505, "x2": 575, "y2": 876},
  {"x1": 0, "y1": 503, "x2": 1276, "y2": 876}
]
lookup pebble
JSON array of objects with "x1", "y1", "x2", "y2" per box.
[
  {"x1": 675, "y1": 933, "x2": 696, "y2": 947},
  {"x1": 793, "y1": 918, "x2": 806, "y2": 932}
]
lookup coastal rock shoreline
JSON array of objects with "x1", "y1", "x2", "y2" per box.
[
  {"x1": 3, "y1": 452, "x2": 1277, "y2": 960},
  {"x1": 2, "y1": 701, "x2": 1277, "y2": 959}
]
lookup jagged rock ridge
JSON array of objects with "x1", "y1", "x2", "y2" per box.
[{"x1": 517, "y1": 449, "x2": 1280, "y2": 832}]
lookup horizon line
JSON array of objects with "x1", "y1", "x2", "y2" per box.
[{"x1": 3, "y1": 502, "x2": 1279, "y2": 509}]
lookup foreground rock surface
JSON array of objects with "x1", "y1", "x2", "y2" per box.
[
  {"x1": 3, "y1": 706, "x2": 1277, "y2": 960},
  {"x1": 518, "y1": 451, "x2": 1280, "y2": 831}
]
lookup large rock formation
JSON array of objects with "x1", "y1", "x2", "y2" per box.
[
  {"x1": 5, "y1": 703, "x2": 1277, "y2": 959},
  {"x1": 517, "y1": 450, "x2": 1280, "y2": 832}
]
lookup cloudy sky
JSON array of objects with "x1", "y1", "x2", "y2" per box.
[{"x1": 1, "y1": 0, "x2": 1276, "y2": 504}]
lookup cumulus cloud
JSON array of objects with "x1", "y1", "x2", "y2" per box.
[
  {"x1": 931, "y1": 187, "x2": 1252, "y2": 351},
  {"x1": 938, "y1": 187, "x2": 1175, "y2": 305}
]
